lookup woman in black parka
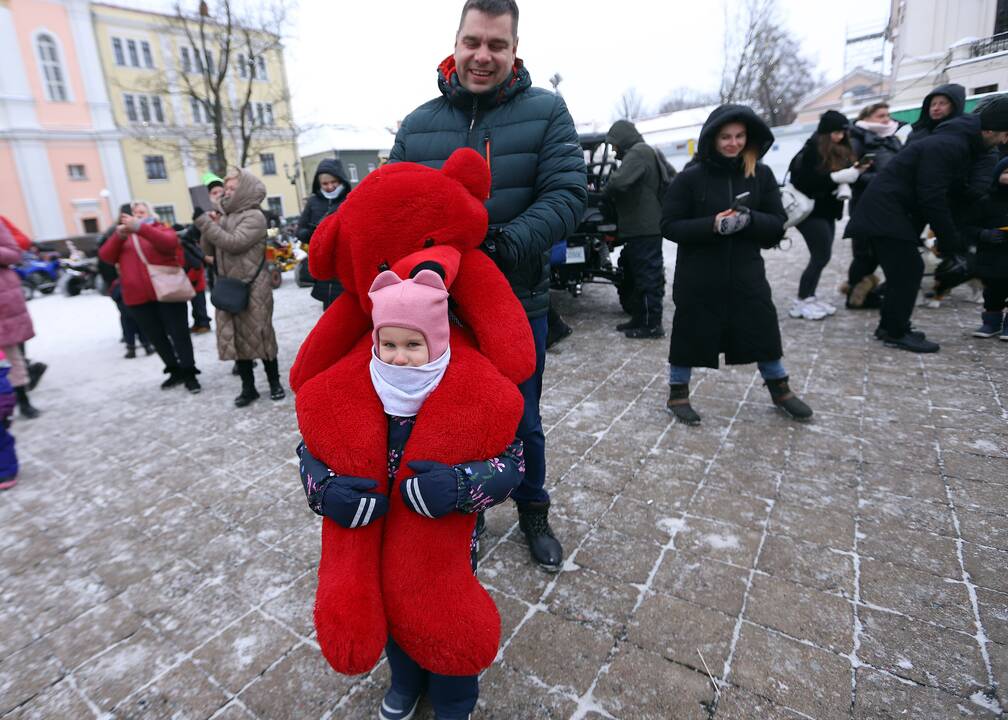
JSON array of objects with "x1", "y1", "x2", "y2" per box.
[
  {"x1": 298, "y1": 158, "x2": 352, "y2": 310},
  {"x1": 661, "y1": 104, "x2": 812, "y2": 425}
]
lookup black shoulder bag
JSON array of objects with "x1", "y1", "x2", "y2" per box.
[{"x1": 210, "y1": 252, "x2": 265, "y2": 314}]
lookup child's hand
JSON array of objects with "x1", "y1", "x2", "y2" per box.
[
  {"x1": 401, "y1": 461, "x2": 462, "y2": 519},
  {"x1": 298, "y1": 442, "x2": 388, "y2": 528}
]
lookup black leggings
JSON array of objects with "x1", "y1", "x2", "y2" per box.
[
  {"x1": 127, "y1": 301, "x2": 195, "y2": 371},
  {"x1": 983, "y1": 279, "x2": 1008, "y2": 312},
  {"x1": 796, "y1": 216, "x2": 835, "y2": 299}
]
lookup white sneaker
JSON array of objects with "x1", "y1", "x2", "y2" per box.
[
  {"x1": 789, "y1": 298, "x2": 827, "y2": 320},
  {"x1": 808, "y1": 296, "x2": 837, "y2": 315}
]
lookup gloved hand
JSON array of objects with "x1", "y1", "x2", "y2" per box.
[
  {"x1": 830, "y1": 167, "x2": 861, "y2": 185},
  {"x1": 715, "y1": 211, "x2": 751, "y2": 235},
  {"x1": 483, "y1": 228, "x2": 516, "y2": 272},
  {"x1": 978, "y1": 228, "x2": 1008, "y2": 245},
  {"x1": 192, "y1": 207, "x2": 205, "y2": 221},
  {"x1": 298, "y1": 442, "x2": 388, "y2": 528},
  {"x1": 834, "y1": 183, "x2": 853, "y2": 201},
  {"x1": 400, "y1": 460, "x2": 462, "y2": 519}
]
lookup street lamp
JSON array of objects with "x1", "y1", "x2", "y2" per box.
[
  {"x1": 99, "y1": 188, "x2": 113, "y2": 225},
  {"x1": 283, "y1": 160, "x2": 302, "y2": 210}
]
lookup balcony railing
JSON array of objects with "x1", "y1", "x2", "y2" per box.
[{"x1": 970, "y1": 32, "x2": 1008, "y2": 58}]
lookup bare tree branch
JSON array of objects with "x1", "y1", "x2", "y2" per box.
[{"x1": 613, "y1": 87, "x2": 646, "y2": 122}]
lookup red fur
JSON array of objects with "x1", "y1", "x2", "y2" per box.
[{"x1": 293, "y1": 149, "x2": 535, "y2": 676}]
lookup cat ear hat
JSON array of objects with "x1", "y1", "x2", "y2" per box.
[{"x1": 368, "y1": 269, "x2": 450, "y2": 363}]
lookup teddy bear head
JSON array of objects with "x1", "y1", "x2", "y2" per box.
[{"x1": 307, "y1": 148, "x2": 491, "y2": 314}]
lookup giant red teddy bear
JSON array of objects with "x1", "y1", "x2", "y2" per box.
[{"x1": 291, "y1": 148, "x2": 536, "y2": 677}]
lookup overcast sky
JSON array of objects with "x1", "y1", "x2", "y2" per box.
[{"x1": 123, "y1": 0, "x2": 892, "y2": 130}]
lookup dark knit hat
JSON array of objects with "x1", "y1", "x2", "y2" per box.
[
  {"x1": 817, "y1": 110, "x2": 850, "y2": 134},
  {"x1": 979, "y1": 97, "x2": 1008, "y2": 131}
]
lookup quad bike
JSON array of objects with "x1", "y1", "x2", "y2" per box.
[
  {"x1": 15, "y1": 253, "x2": 61, "y2": 300},
  {"x1": 550, "y1": 133, "x2": 628, "y2": 307}
]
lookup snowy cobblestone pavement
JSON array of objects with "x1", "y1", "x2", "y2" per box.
[{"x1": 2, "y1": 234, "x2": 1008, "y2": 719}]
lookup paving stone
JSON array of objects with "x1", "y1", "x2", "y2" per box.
[
  {"x1": 691, "y1": 485, "x2": 772, "y2": 531},
  {"x1": 942, "y1": 452, "x2": 1008, "y2": 483},
  {"x1": 44, "y1": 595, "x2": 145, "y2": 671},
  {"x1": 857, "y1": 518, "x2": 962, "y2": 579},
  {"x1": 858, "y1": 490, "x2": 956, "y2": 535},
  {"x1": 959, "y1": 509, "x2": 1008, "y2": 551},
  {"x1": 599, "y1": 495, "x2": 687, "y2": 545},
  {"x1": 592, "y1": 644, "x2": 713, "y2": 720},
  {"x1": 477, "y1": 539, "x2": 554, "y2": 603},
  {"x1": 769, "y1": 500, "x2": 854, "y2": 549},
  {"x1": 0, "y1": 639, "x2": 63, "y2": 716},
  {"x1": 745, "y1": 574, "x2": 854, "y2": 655},
  {"x1": 856, "y1": 607, "x2": 988, "y2": 696},
  {"x1": 575, "y1": 525, "x2": 663, "y2": 585},
  {"x1": 729, "y1": 623, "x2": 851, "y2": 720},
  {"x1": 860, "y1": 558, "x2": 974, "y2": 631},
  {"x1": 113, "y1": 660, "x2": 230, "y2": 719},
  {"x1": 713, "y1": 687, "x2": 811, "y2": 719},
  {"x1": 976, "y1": 588, "x2": 1008, "y2": 646},
  {"x1": 238, "y1": 643, "x2": 354, "y2": 720},
  {"x1": 652, "y1": 551, "x2": 750, "y2": 617},
  {"x1": 963, "y1": 541, "x2": 1008, "y2": 594},
  {"x1": 192, "y1": 610, "x2": 300, "y2": 695},
  {"x1": 476, "y1": 661, "x2": 579, "y2": 719},
  {"x1": 262, "y1": 571, "x2": 317, "y2": 639},
  {"x1": 948, "y1": 477, "x2": 1008, "y2": 517},
  {"x1": 627, "y1": 592, "x2": 735, "y2": 673},
  {"x1": 502, "y1": 610, "x2": 613, "y2": 696},
  {"x1": 547, "y1": 565, "x2": 638, "y2": 635},
  {"x1": 853, "y1": 667, "x2": 1000, "y2": 719},
  {"x1": 6, "y1": 678, "x2": 94, "y2": 720},
  {"x1": 758, "y1": 533, "x2": 853, "y2": 595},
  {"x1": 674, "y1": 517, "x2": 763, "y2": 568}
]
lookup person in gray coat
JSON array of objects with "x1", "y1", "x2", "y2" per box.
[{"x1": 604, "y1": 119, "x2": 671, "y2": 337}]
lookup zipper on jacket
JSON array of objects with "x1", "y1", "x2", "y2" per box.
[
  {"x1": 483, "y1": 132, "x2": 492, "y2": 176},
  {"x1": 468, "y1": 96, "x2": 478, "y2": 132}
]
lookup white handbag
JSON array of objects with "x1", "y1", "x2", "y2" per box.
[{"x1": 780, "y1": 182, "x2": 814, "y2": 229}]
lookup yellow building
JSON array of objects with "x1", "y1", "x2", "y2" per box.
[{"x1": 90, "y1": 3, "x2": 301, "y2": 225}]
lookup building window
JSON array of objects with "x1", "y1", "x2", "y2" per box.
[
  {"x1": 126, "y1": 39, "x2": 139, "y2": 67},
  {"x1": 153, "y1": 205, "x2": 176, "y2": 225},
  {"x1": 67, "y1": 164, "x2": 87, "y2": 180},
  {"x1": 997, "y1": 0, "x2": 1008, "y2": 34},
  {"x1": 82, "y1": 217, "x2": 99, "y2": 233},
  {"x1": 36, "y1": 34, "x2": 68, "y2": 102},
  {"x1": 267, "y1": 196, "x2": 283, "y2": 217},
  {"x1": 367, "y1": 163, "x2": 376, "y2": 174},
  {"x1": 144, "y1": 155, "x2": 167, "y2": 180},
  {"x1": 190, "y1": 96, "x2": 210, "y2": 124},
  {"x1": 347, "y1": 163, "x2": 359, "y2": 183},
  {"x1": 237, "y1": 52, "x2": 248, "y2": 79},
  {"x1": 207, "y1": 152, "x2": 224, "y2": 174},
  {"x1": 124, "y1": 93, "x2": 137, "y2": 122},
  {"x1": 256, "y1": 55, "x2": 268, "y2": 81},
  {"x1": 180, "y1": 46, "x2": 191, "y2": 73},
  {"x1": 112, "y1": 37, "x2": 125, "y2": 66},
  {"x1": 260, "y1": 153, "x2": 276, "y2": 175},
  {"x1": 974, "y1": 84, "x2": 999, "y2": 95},
  {"x1": 264, "y1": 103, "x2": 274, "y2": 126},
  {"x1": 141, "y1": 41, "x2": 154, "y2": 68}
]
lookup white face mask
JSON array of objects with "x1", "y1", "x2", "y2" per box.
[
  {"x1": 368, "y1": 346, "x2": 450, "y2": 417},
  {"x1": 321, "y1": 185, "x2": 345, "y2": 200}
]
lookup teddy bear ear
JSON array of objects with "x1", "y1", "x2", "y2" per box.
[
  {"x1": 308, "y1": 212, "x2": 341, "y2": 281},
  {"x1": 411, "y1": 268, "x2": 448, "y2": 294},
  {"x1": 441, "y1": 148, "x2": 491, "y2": 201},
  {"x1": 368, "y1": 269, "x2": 403, "y2": 297}
]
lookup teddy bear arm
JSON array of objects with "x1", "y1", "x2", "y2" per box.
[
  {"x1": 289, "y1": 293, "x2": 371, "y2": 392},
  {"x1": 451, "y1": 250, "x2": 536, "y2": 386}
]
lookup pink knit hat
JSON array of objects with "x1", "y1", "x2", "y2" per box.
[{"x1": 368, "y1": 269, "x2": 450, "y2": 361}]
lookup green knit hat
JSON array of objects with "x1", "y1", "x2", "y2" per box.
[{"x1": 202, "y1": 171, "x2": 224, "y2": 189}]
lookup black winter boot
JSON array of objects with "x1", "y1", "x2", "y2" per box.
[
  {"x1": 182, "y1": 367, "x2": 202, "y2": 394},
  {"x1": 27, "y1": 361, "x2": 46, "y2": 390},
  {"x1": 616, "y1": 318, "x2": 642, "y2": 332},
  {"x1": 160, "y1": 366, "x2": 184, "y2": 389},
  {"x1": 765, "y1": 376, "x2": 813, "y2": 421},
  {"x1": 517, "y1": 501, "x2": 563, "y2": 572},
  {"x1": 263, "y1": 358, "x2": 286, "y2": 400},
  {"x1": 624, "y1": 324, "x2": 665, "y2": 339},
  {"x1": 124, "y1": 346, "x2": 137, "y2": 359},
  {"x1": 234, "y1": 360, "x2": 259, "y2": 407},
  {"x1": 15, "y1": 387, "x2": 39, "y2": 419},
  {"x1": 666, "y1": 384, "x2": 701, "y2": 425}
]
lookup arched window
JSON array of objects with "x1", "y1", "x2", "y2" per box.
[{"x1": 36, "y1": 34, "x2": 68, "y2": 102}]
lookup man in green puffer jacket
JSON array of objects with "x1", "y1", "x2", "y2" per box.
[{"x1": 389, "y1": 0, "x2": 587, "y2": 573}]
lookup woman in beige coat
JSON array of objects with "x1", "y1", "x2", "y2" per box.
[{"x1": 194, "y1": 168, "x2": 285, "y2": 406}]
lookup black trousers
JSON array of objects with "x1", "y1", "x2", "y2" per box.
[
  {"x1": 847, "y1": 234, "x2": 879, "y2": 287},
  {"x1": 114, "y1": 296, "x2": 147, "y2": 348},
  {"x1": 621, "y1": 234, "x2": 664, "y2": 327},
  {"x1": 190, "y1": 290, "x2": 211, "y2": 328},
  {"x1": 983, "y1": 278, "x2": 1008, "y2": 312},
  {"x1": 127, "y1": 301, "x2": 195, "y2": 370},
  {"x1": 870, "y1": 236, "x2": 924, "y2": 337},
  {"x1": 796, "y1": 216, "x2": 835, "y2": 299}
]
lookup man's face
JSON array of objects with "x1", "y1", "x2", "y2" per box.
[
  {"x1": 929, "y1": 95, "x2": 953, "y2": 121},
  {"x1": 981, "y1": 130, "x2": 1008, "y2": 148},
  {"x1": 454, "y1": 10, "x2": 517, "y2": 93},
  {"x1": 209, "y1": 186, "x2": 224, "y2": 203}
]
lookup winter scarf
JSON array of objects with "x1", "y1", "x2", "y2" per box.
[
  {"x1": 855, "y1": 119, "x2": 899, "y2": 138},
  {"x1": 368, "y1": 347, "x2": 451, "y2": 417}
]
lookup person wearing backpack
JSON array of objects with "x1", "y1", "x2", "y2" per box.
[{"x1": 604, "y1": 119, "x2": 672, "y2": 338}]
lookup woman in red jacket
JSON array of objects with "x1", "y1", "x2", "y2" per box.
[{"x1": 98, "y1": 202, "x2": 201, "y2": 393}]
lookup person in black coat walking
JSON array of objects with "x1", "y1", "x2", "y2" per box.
[
  {"x1": 661, "y1": 104, "x2": 812, "y2": 425},
  {"x1": 299, "y1": 158, "x2": 351, "y2": 310},
  {"x1": 906, "y1": 83, "x2": 966, "y2": 145},
  {"x1": 964, "y1": 157, "x2": 1008, "y2": 340},
  {"x1": 847, "y1": 98, "x2": 1008, "y2": 352},
  {"x1": 788, "y1": 110, "x2": 864, "y2": 320},
  {"x1": 604, "y1": 119, "x2": 670, "y2": 338},
  {"x1": 843, "y1": 102, "x2": 903, "y2": 308}
]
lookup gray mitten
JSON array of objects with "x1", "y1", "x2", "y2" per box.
[{"x1": 716, "y1": 211, "x2": 752, "y2": 235}]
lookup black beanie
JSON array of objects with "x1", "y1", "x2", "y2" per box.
[
  {"x1": 979, "y1": 97, "x2": 1008, "y2": 131},
  {"x1": 817, "y1": 110, "x2": 850, "y2": 134}
]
